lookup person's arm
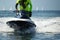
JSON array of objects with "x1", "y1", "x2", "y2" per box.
[
  {"x1": 29, "y1": 0, "x2": 32, "y2": 12},
  {"x1": 15, "y1": 0, "x2": 20, "y2": 10},
  {"x1": 15, "y1": 3, "x2": 18, "y2": 10},
  {"x1": 28, "y1": 0, "x2": 32, "y2": 17}
]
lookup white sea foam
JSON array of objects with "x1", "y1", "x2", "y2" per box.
[
  {"x1": 31, "y1": 17, "x2": 60, "y2": 33},
  {"x1": 0, "y1": 17, "x2": 60, "y2": 33}
]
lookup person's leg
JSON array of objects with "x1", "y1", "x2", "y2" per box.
[
  {"x1": 24, "y1": 11, "x2": 32, "y2": 17},
  {"x1": 20, "y1": 10, "x2": 30, "y2": 19}
]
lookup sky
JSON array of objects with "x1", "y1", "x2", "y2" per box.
[{"x1": 0, "y1": 0, "x2": 60, "y2": 10}]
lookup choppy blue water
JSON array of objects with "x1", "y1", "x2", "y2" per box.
[
  {"x1": 0, "y1": 10, "x2": 60, "y2": 40},
  {"x1": 0, "y1": 10, "x2": 60, "y2": 18}
]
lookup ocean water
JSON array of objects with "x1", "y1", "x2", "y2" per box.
[{"x1": 0, "y1": 10, "x2": 60, "y2": 40}]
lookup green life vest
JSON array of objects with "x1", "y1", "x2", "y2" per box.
[{"x1": 16, "y1": 0, "x2": 32, "y2": 12}]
